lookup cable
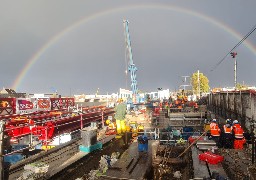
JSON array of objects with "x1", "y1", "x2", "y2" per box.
[{"x1": 211, "y1": 23, "x2": 256, "y2": 71}]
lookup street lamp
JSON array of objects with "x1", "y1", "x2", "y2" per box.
[
  {"x1": 230, "y1": 52, "x2": 238, "y2": 89},
  {"x1": 157, "y1": 88, "x2": 162, "y2": 101}
]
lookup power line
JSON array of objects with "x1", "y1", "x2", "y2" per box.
[{"x1": 211, "y1": 23, "x2": 256, "y2": 71}]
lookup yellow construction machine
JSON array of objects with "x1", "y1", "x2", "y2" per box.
[
  {"x1": 105, "y1": 119, "x2": 116, "y2": 135},
  {"x1": 128, "y1": 121, "x2": 144, "y2": 138}
]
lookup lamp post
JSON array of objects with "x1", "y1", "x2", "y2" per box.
[
  {"x1": 181, "y1": 76, "x2": 190, "y2": 96},
  {"x1": 157, "y1": 88, "x2": 162, "y2": 101},
  {"x1": 230, "y1": 52, "x2": 238, "y2": 89}
]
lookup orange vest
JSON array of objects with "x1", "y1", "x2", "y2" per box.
[
  {"x1": 223, "y1": 124, "x2": 232, "y2": 134},
  {"x1": 233, "y1": 124, "x2": 244, "y2": 139},
  {"x1": 210, "y1": 122, "x2": 220, "y2": 136}
]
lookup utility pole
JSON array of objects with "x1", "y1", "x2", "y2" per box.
[
  {"x1": 197, "y1": 70, "x2": 200, "y2": 98},
  {"x1": 230, "y1": 52, "x2": 238, "y2": 89},
  {"x1": 180, "y1": 76, "x2": 190, "y2": 96}
]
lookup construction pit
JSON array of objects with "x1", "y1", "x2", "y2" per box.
[
  {"x1": 152, "y1": 144, "x2": 193, "y2": 180},
  {"x1": 49, "y1": 107, "x2": 256, "y2": 180}
]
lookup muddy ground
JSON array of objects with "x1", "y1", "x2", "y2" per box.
[{"x1": 50, "y1": 137, "x2": 127, "y2": 180}]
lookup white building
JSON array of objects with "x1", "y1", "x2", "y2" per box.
[
  {"x1": 146, "y1": 89, "x2": 170, "y2": 101},
  {"x1": 157, "y1": 89, "x2": 170, "y2": 100},
  {"x1": 118, "y1": 88, "x2": 132, "y2": 101}
]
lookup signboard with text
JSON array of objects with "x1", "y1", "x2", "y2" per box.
[
  {"x1": 16, "y1": 98, "x2": 51, "y2": 114},
  {"x1": 16, "y1": 98, "x2": 34, "y2": 114}
]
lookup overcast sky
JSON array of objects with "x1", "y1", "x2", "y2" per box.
[{"x1": 0, "y1": 0, "x2": 256, "y2": 96}]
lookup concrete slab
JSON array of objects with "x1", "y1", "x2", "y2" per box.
[
  {"x1": 192, "y1": 146, "x2": 210, "y2": 179},
  {"x1": 48, "y1": 151, "x2": 88, "y2": 177},
  {"x1": 196, "y1": 140, "x2": 216, "y2": 145},
  {"x1": 104, "y1": 140, "x2": 158, "y2": 180},
  {"x1": 192, "y1": 146, "x2": 227, "y2": 179},
  {"x1": 48, "y1": 134, "x2": 116, "y2": 177},
  {"x1": 196, "y1": 144, "x2": 217, "y2": 151}
]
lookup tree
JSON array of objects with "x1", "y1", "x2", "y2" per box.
[
  {"x1": 191, "y1": 71, "x2": 210, "y2": 96},
  {"x1": 236, "y1": 83, "x2": 248, "y2": 90}
]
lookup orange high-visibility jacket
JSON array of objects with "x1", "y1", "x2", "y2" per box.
[
  {"x1": 223, "y1": 124, "x2": 232, "y2": 134},
  {"x1": 233, "y1": 124, "x2": 244, "y2": 139},
  {"x1": 210, "y1": 122, "x2": 221, "y2": 136}
]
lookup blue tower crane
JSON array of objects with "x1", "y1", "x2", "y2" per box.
[{"x1": 123, "y1": 20, "x2": 138, "y2": 103}]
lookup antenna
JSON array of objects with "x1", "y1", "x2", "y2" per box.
[{"x1": 180, "y1": 76, "x2": 190, "y2": 91}]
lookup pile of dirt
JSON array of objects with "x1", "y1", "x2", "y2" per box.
[
  {"x1": 50, "y1": 137, "x2": 127, "y2": 180},
  {"x1": 219, "y1": 148, "x2": 255, "y2": 179}
]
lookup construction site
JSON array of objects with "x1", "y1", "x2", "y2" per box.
[
  {"x1": 48, "y1": 91, "x2": 256, "y2": 180},
  {"x1": 0, "y1": 9, "x2": 256, "y2": 179}
]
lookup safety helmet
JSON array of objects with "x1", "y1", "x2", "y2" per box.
[
  {"x1": 226, "y1": 119, "x2": 231, "y2": 123},
  {"x1": 105, "y1": 119, "x2": 110, "y2": 125},
  {"x1": 233, "y1": 120, "x2": 238, "y2": 124},
  {"x1": 212, "y1": 119, "x2": 217, "y2": 122}
]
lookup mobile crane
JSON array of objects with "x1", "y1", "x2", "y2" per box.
[{"x1": 123, "y1": 20, "x2": 138, "y2": 104}]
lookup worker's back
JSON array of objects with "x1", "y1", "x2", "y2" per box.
[{"x1": 114, "y1": 102, "x2": 126, "y2": 120}]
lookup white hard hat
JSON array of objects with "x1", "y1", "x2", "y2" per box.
[
  {"x1": 212, "y1": 119, "x2": 217, "y2": 122},
  {"x1": 233, "y1": 120, "x2": 238, "y2": 124}
]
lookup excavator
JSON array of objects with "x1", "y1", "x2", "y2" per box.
[
  {"x1": 105, "y1": 117, "x2": 144, "y2": 138},
  {"x1": 128, "y1": 121, "x2": 144, "y2": 138}
]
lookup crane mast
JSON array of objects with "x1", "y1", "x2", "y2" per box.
[{"x1": 123, "y1": 20, "x2": 138, "y2": 102}]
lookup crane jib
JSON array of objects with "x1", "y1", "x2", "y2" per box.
[{"x1": 123, "y1": 20, "x2": 138, "y2": 100}]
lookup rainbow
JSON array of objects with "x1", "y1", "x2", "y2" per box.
[{"x1": 12, "y1": 3, "x2": 256, "y2": 90}]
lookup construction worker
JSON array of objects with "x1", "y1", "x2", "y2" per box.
[
  {"x1": 194, "y1": 103, "x2": 199, "y2": 112},
  {"x1": 114, "y1": 99, "x2": 127, "y2": 134},
  {"x1": 159, "y1": 102, "x2": 163, "y2": 111},
  {"x1": 137, "y1": 123, "x2": 144, "y2": 133},
  {"x1": 221, "y1": 119, "x2": 233, "y2": 149},
  {"x1": 232, "y1": 120, "x2": 246, "y2": 149},
  {"x1": 105, "y1": 119, "x2": 116, "y2": 135},
  {"x1": 173, "y1": 128, "x2": 181, "y2": 141},
  {"x1": 210, "y1": 119, "x2": 221, "y2": 147}
]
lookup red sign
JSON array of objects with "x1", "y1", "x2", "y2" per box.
[
  {"x1": 38, "y1": 99, "x2": 50, "y2": 109},
  {"x1": 18, "y1": 99, "x2": 33, "y2": 110}
]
